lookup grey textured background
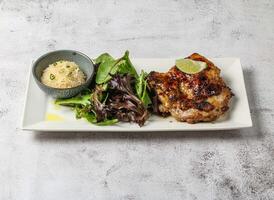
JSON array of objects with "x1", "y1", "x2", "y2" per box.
[{"x1": 0, "y1": 0, "x2": 274, "y2": 199}]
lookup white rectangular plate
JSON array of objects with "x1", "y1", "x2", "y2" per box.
[{"x1": 21, "y1": 58, "x2": 252, "y2": 132}]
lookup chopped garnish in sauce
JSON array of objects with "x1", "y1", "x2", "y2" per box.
[
  {"x1": 50, "y1": 74, "x2": 55, "y2": 80},
  {"x1": 41, "y1": 60, "x2": 86, "y2": 88}
]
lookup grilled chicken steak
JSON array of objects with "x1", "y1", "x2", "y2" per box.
[{"x1": 147, "y1": 53, "x2": 233, "y2": 123}]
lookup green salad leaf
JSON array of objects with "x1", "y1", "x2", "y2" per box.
[
  {"x1": 95, "y1": 59, "x2": 117, "y2": 84},
  {"x1": 82, "y1": 112, "x2": 97, "y2": 123},
  {"x1": 95, "y1": 50, "x2": 138, "y2": 84},
  {"x1": 116, "y1": 51, "x2": 138, "y2": 78},
  {"x1": 135, "y1": 70, "x2": 151, "y2": 107},
  {"x1": 55, "y1": 93, "x2": 91, "y2": 107},
  {"x1": 95, "y1": 53, "x2": 114, "y2": 64},
  {"x1": 95, "y1": 119, "x2": 119, "y2": 126}
]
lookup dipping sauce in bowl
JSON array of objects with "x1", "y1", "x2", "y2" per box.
[
  {"x1": 32, "y1": 50, "x2": 95, "y2": 98},
  {"x1": 41, "y1": 60, "x2": 86, "y2": 89}
]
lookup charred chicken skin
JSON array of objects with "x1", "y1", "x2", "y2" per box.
[{"x1": 147, "y1": 53, "x2": 233, "y2": 123}]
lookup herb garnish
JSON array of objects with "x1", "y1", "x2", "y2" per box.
[{"x1": 50, "y1": 74, "x2": 55, "y2": 80}]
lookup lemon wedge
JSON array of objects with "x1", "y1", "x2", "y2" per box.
[{"x1": 175, "y1": 58, "x2": 207, "y2": 74}]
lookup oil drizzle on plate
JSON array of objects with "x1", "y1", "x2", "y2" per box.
[{"x1": 45, "y1": 113, "x2": 64, "y2": 121}]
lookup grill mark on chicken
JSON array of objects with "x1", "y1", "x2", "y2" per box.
[{"x1": 147, "y1": 53, "x2": 233, "y2": 123}]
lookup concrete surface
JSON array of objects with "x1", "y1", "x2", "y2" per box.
[{"x1": 0, "y1": 0, "x2": 274, "y2": 199}]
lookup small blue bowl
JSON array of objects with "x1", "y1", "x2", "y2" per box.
[{"x1": 32, "y1": 50, "x2": 95, "y2": 98}]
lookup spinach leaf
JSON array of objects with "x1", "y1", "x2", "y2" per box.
[
  {"x1": 95, "y1": 59, "x2": 117, "y2": 84},
  {"x1": 95, "y1": 53, "x2": 114, "y2": 64},
  {"x1": 116, "y1": 51, "x2": 138, "y2": 78},
  {"x1": 141, "y1": 81, "x2": 151, "y2": 107},
  {"x1": 135, "y1": 70, "x2": 151, "y2": 108},
  {"x1": 94, "y1": 53, "x2": 117, "y2": 84},
  {"x1": 95, "y1": 51, "x2": 138, "y2": 84},
  {"x1": 55, "y1": 93, "x2": 91, "y2": 107}
]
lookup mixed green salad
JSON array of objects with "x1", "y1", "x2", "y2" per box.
[{"x1": 55, "y1": 51, "x2": 152, "y2": 126}]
